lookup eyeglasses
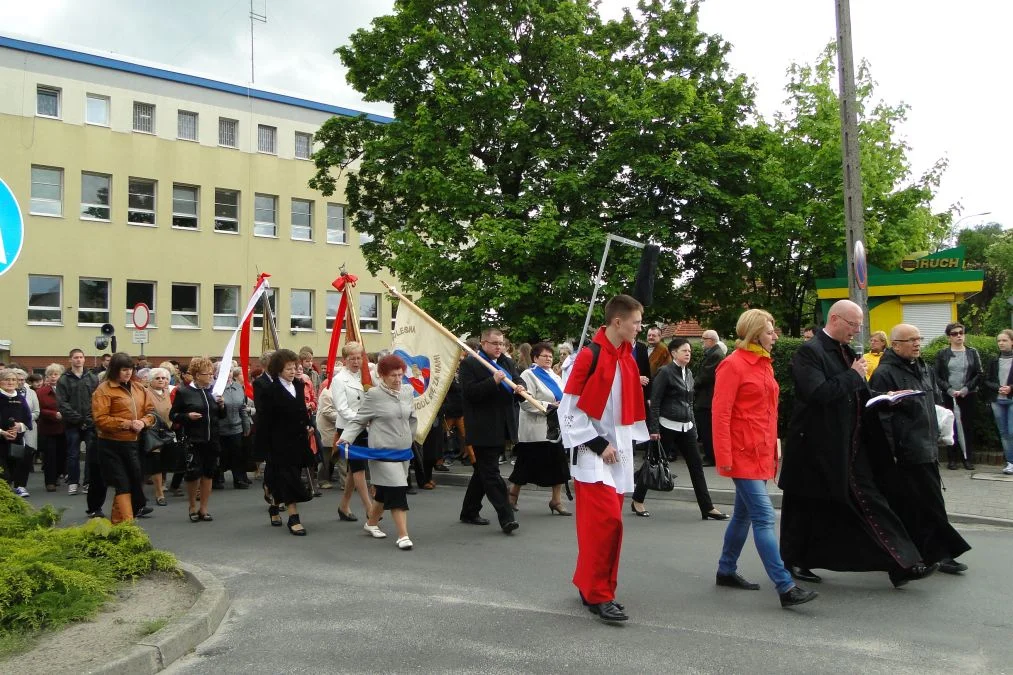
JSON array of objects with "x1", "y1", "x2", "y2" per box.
[
  {"x1": 483, "y1": 341, "x2": 505, "y2": 347},
  {"x1": 197, "y1": 371, "x2": 213, "y2": 377},
  {"x1": 948, "y1": 331, "x2": 964, "y2": 336},
  {"x1": 893, "y1": 337, "x2": 923, "y2": 344},
  {"x1": 839, "y1": 317, "x2": 863, "y2": 331}
]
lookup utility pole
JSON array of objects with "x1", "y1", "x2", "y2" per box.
[{"x1": 835, "y1": 0, "x2": 869, "y2": 343}]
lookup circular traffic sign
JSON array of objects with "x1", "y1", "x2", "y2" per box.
[
  {"x1": 132, "y1": 303, "x2": 151, "y2": 330},
  {"x1": 0, "y1": 177, "x2": 25, "y2": 278},
  {"x1": 854, "y1": 240, "x2": 868, "y2": 290}
]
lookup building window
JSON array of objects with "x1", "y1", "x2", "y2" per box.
[
  {"x1": 326, "y1": 203, "x2": 347, "y2": 244},
  {"x1": 294, "y1": 131, "x2": 313, "y2": 159},
  {"x1": 291, "y1": 199, "x2": 313, "y2": 241},
  {"x1": 357, "y1": 209, "x2": 375, "y2": 244},
  {"x1": 36, "y1": 86, "x2": 60, "y2": 118},
  {"x1": 128, "y1": 178, "x2": 156, "y2": 226},
  {"x1": 78, "y1": 278, "x2": 110, "y2": 325},
  {"x1": 125, "y1": 281, "x2": 156, "y2": 328},
  {"x1": 214, "y1": 189, "x2": 239, "y2": 233},
  {"x1": 252, "y1": 287, "x2": 277, "y2": 329},
  {"x1": 290, "y1": 289, "x2": 314, "y2": 330},
  {"x1": 133, "y1": 102, "x2": 155, "y2": 133},
  {"x1": 359, "y1": 293, "x2": 380, "y2": 332},
  {"x1": 218, "y1": 117, "x2": 238, "y2": 148},
  {"x1": 177, "y1": 110, "x2": 198, "y2": 141},
  {"x1": 254, "y1": 194, "x2": 277, "y2": 237},
  {"x1": 325, "y1": 291, "x2": 340, "y2": 332},
  {"x1": 171, "y1": 283, "x2": 199, "y2": 328},
  {"x1": 30, "y1": 166, "x2": 63, "y2": 216},
  {"x1": 257, "y1": 124, "x2": 276, "y2": 154},
  {"x1": 27, "y1": 275, "x2": 62, "y2": 324},
  {"x1": 213, "y1": 285, "x2": 240, "y2": 328},
  {"x1": 172, "y1": 184, "x2": 199, "y2": 229},
  {"x1": 80, "y1": 172, "x2": 111, "y2": 221},
  {"x1": 85, "y1": 94, "x2": 110, "y2": 126}
]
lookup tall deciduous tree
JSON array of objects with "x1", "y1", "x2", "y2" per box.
[{"x1": 958, "y1": 223, "x2": 1013, "y2": 334}]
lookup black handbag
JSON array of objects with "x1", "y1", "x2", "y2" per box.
[
  {"x1": 8, "y1": 443, "x2": 27, "y2": 460},
  {"x1": 635, "y1": 439, "x2": 675, "y2": 492},
  {"x1": 141, "y1": 418, "x2": 176, "y2": 454}
]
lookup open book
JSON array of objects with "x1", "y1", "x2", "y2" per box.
[{"x1": 865, "y1": 390, "x2": 925, "y2": 408}]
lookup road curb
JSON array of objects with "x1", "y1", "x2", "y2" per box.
[{"x1": 94, "y1": 561, "x2": 230, "y2": 674}]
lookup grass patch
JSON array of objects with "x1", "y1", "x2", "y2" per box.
[
  {"x1": 139, "y1": 618, "x2": 169, "y2": 636},
  {"x1": 0, "y1": 629, "x2": 37, "y2": 660},
  {"x1": 0, "y1": 478, "x2": 176, "y2": 653}
]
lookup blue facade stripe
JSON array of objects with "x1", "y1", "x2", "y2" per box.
[{"x1": 0, "y1": 35, "x2": 393, "y2": 124}]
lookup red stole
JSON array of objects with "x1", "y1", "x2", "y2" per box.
[{"x1": 564, "y1": 327, "x2": 645, "y2": 425}]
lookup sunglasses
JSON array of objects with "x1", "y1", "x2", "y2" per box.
[{"x1": 949, "y1": 331, "x2": 964, "y2": 336}]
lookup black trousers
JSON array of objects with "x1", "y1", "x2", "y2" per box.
[
  {"x1": 633, "y1": 428, "x2": 714, "y2": 514},
  {"x1": 85, "y1": 445, "x2": 107, "y2": 514},
  {"x1": 2, "y1": 445, "x2": 31, "y2": 488},
  {"x1": 695, "y1": 407, "x2": 715, "y2": 464},
  {"x1": 942, "y1": 394, "x2": 976, "y2": 463},
  {"x1": 219, "y1": 434, "x2": 248, "y2": 483},
  {"x1": 98, "y1": 438, "x2": 146, "y2": 510},
  {"x1": 460, "y1": 444, "x2": 513, "y2": 526},
  {"x1": 40, "y1": 433, "x2": 66, "y2": 486}
]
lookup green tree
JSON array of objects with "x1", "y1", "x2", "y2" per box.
[
  {"x1": 311, "y1": 0, "x2": 755, "y2": 340},
  {"x1": 956, "y1": 222, "x2": 1011, "y2": 334}
]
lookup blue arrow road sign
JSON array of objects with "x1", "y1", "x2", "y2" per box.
[{"x1": 0, "y1": 178, "x2": 25, "y2": 277}]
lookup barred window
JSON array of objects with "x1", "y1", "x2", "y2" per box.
[
  {"x1": 218, "y1": 118, "x2": 238, "y2": 148},
  {"x1": 133, "y1": 102, "x2": 155, "y2": 133},
  {"x1": 257, "y1": 124, "x2": 276, "y2": 154},
  {"x1": 294, "y1": 132, "x2": 313, "y2": 159},
  {"x1": 36, "y1": 86, "x2": 60, "y2": 118},
  {"x1": 177, "y1": 110, "x2": 198, "y2": 141}
]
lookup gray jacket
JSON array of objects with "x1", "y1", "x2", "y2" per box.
[
  {"x1": 339, "y1": 385, "x2": 417, "y2": 487},
  {"x1": 220, "y1": 381, "x2": 251, "y2": 437}
]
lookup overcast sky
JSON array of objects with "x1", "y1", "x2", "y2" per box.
[{"x1": 2, "y1": 0, "x2": 1009, "y2": 233}]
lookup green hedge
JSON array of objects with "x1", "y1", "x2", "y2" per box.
[{"x1": 0, "y1": 478, "x2": 176, "y2": 651}]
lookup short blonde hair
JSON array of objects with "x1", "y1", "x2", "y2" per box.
[
  {"x1": 342, "y1": 341, "x2": 363, "y2": 358},
  {"x1": 735, "y1": 309, "x2": 775, "y2": 347},
  {"x1": 45, "y1": 363, "x2": 65, "y2": 378},
  {"x1": 870, "y1": 330, "x2": 888, "y2": 346},
  {"x1": 187, "y1": 356, "x2": 214, "y2": 378}
]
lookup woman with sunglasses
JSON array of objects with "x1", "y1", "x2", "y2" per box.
[{"x1": 934, "y1": 323, "x2": 982, "y2": 470}]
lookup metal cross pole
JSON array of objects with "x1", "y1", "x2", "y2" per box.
[
  {"x1": 835, "y1": 0, "x2": 869, "y2": 345},
  {"x1": 577, "y1": 233, "x2": 647, "y2": 349}
]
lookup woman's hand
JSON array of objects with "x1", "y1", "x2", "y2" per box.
[
  {"x1": 1000, "y1": 385, "x2": 1011, "y2": 396},
  {"x1": 1, "y1": 428, "x2": 16, "y2": 440},
  {"x1": 639, "y1": 375, "x2": 649, "y2": 387},
  {"x1": 55, "y1": 411, "x2": 62, "y2": 420},
  {"x1": 129, "y1": 419, "x2": 145, "y2": 432},
  {"x1": 187, "y1": 412, "x2": 203, "y2": 420}
]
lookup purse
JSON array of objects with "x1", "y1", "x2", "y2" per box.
[
  {"x1": 635, "y1": 439, "x2": 675, "y2": 492},
  {"x1": 8, "y1": 443, "x2": 27, "y2": 460},
  {"x1": 141, "y1": 418, "x2": 176, "y2": 454}
]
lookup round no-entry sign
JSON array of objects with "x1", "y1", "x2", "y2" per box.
[{"x1": 132, "y1": 303, "x2": 151, "y2": 330}]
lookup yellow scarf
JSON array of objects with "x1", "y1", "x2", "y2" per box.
[{"x1": 743, "y1": 343, "x2": 771, "y2": 359}]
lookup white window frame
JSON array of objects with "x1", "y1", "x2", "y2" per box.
[
  {"x1": 128, "y1": 178, "x2": 157, "y2": 226},
  {"x1": 171, "y1": 184, "x2": 199, "y2": 230},
  {"x1": 291, "y1": 198, "x2": 313, "y2": 241},
  {"x1": 80, "y1": 172, "x2": 111, "y2": 221},
  {"x1": 213, "y1": 285, "x2": 240, "y2": 329},
  {"x1": 27, "y1": 275, "x2": 63, "y2": 325},
  {"x1": 290, "y1": 289, "x2": 314, "y2": 331},
  {"x1": 133, "y1": 101, "x2": 155, "y2": 134},
  {"x1": 359, "y1": 292, "x2": 380, "y2": 333},
  {"x1": 357, "y1": 209, "x2": 375, "y2": 245},
  {"x1": 170, "y1": 283, "x2": 200, "y2": 329},
  {"x1": 326, "y1": 203, "x2": 347, "y2": 244},
  {"x1": 325, "y1": 291, "x2": 340, "y2": 332},
  {"x1": 30, "y1": 165, "x2": 63, "y2": 217},
  {"x1": 252, "y1": 287, "x2": 277, "y2": 330},
  {"x1": 125, "y1": 280, "x2": 157, "y2": 328},
  {"x1": 177, "y1": 110, "x2": 199, "y2": 141},
  {"x1": 254, "y1": 193, "x2": 277, "y2": 237},
  {"x1": 85, "y1": 93, "x2": 110, "y2": 126},
  {"x1": 36, "y1": 85, "x2": 61, "y2": 118},
  {"x1": 218, "y1": 117, "x2": 238, "y2": 148},
  {"x1": 294, "y1": 131, "x2": 313, "y2": 159},
  {"x1": 77, "y1": 278, "x2": 110, "y2": 327},
  {"x1": 257, "y1": 124, "x2": 277, "y2": 154},
  {"x1": 214, "y1": 188, "x2": 240, "y2": 234}
]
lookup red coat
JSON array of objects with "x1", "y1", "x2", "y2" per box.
[
  {"x1": 36, "y1": 384, "x2": 65, "y2": 436},
  {"x1": 711, "y1": 348, "x2": 780, "y2": 480}
]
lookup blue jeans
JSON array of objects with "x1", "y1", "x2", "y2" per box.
[
  {"x1": 718, "y1": 478, "x2": 794, "y2": 594},
  {"x1": 64, "y1": 426, "x2": 93, "y2": 485},
  {"x1": 992, "y1": 401, "x2": 1013, "y2": 462}
]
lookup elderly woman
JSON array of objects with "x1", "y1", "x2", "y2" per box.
[
  {"x1": 711, "y1": 309, "x2": 816, "y2": 608},
  {"x1": 935, "y1": 322, "x2": 983, "y2": 470},
  {"x1": 983, "y1": 329, "x2": 1013, "y2": 475},
  {"x1": 316, "y1": 376, "x2": 340, "y2": 489},
  {"x1": 145, "y1": 367, "x2": 174, "y2": 506},
  {"x1": 260, "y1": 349, "x2": 315, "y2": 535},
  {"x1": 865, "y1": 331, "x2": 888, "y2": 380},
  {"x1": 553, "y1": 342, "x2": 573, "y2": 376},
  {"x1": 508, "y1": 342, "x2": 571, "y2": 515},
  {"x1": 92, "y1": 353, "x2": 157, "y2": 524},
  {"x1": 634, "y1": 338, "x2": 727, "y2": 521},
  {"x1": 219, "y1": 364, "x2": 252, "y2": 490},
  {"x1": 170, "y1": 357, "x2": 226, "y2": 523},
  {"x1": 12, "y1": 369, "x2": 40, "y2": 468},
  {"x1": 339, "y1": 354, "x2": 418, "y2": 550},
  {"x1": 37, "y1": 364, "x2": 66, "y2": 492},
  {"x1": 1, "y1": 368, "x2": 34, "y2": 497},
  {"x1": 331, "y1": 341, "x2": 375, "y2": 521}
]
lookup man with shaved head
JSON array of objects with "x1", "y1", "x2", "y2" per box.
[
  {"x1": 866, "y1": 324, "x2": 971, "y2": 575},
  {"x1": 779, "y1": 301, "x2": 937, "y2": 588}
]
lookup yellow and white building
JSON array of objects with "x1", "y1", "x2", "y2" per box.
[{"x1": 0, "y1": 34, "x2": 397, "y2": 371}]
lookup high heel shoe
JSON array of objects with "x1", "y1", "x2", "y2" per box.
[
  {"x1": 268, "y1": 504, "x2": 282, "y2": 527},
  {"x1": 549, "y1": 501, "x2": 572, "y2": 516},
  {"x1": 630, "y1": 502, "x2": 650, "y2": 518},
  {"x1": 287, "y1": 514, "x2": 307, "y2": 536},
  {"x1": 702, "y1": 510, "x2": 730, "y2": 521},
  {"x1": 337, "y1": 509, "x2": 358, "y2": 522}
]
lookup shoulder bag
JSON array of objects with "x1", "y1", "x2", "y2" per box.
[
  {"x1": 635, "y1": 439, "x2": 675, "y2": 492},
  {"x1": 141, "y1": 417, "x2": 177, "y2": 454}
]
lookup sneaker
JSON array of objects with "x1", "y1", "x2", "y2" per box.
[
  {"x1": 68, "y1": 483, "x2": 79, "y2": 495},
  {"x1": 396, "y1": 536, "x2": 413, "y2": 550},
  {"x1": 363, "y1": 523, "x2": 387, "y2": 538},
  {"x1": 82, "y1": 483, "x2": 89, "y2": 494},
  {"x1": 85, "y1": 510, "x2": 105, "y2": 518},
  {"x1": 14, "y1": 487, "x2": 29, "y2": 498},
  {"x1": 1003, "y1": 463, "x2": 1013, "y2": 475},
  {"x1": 498, "y1": 455, "x2": 507, "y2": 465}
]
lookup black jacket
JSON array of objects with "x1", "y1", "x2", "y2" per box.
[
  {"x1": 0, "y1": 390, "x2": 30, "y2": 455},
  {"x1": 778, "y1": 330, "x2": 870, "y2": 502},
  {"x1": 934, "y1": 346, "x2": 982, "y2": 396},
  {"x1": 55, "y1": 369, "x2": 99, "y2": 428},
  {"x1": 981, "y1": 354, "x2": 1013, "y2": 404},
  {"x1": 170, "y1": 385, "x2": 225, "y2": 443},
  {"x1": 866, "y1": 349, "x2": 941, "y2": 465},
  {"x1": 633, "y1": 340, "x2": 651, "y2": 412},
  {"x1": 693, "y1": 344, "x2": 724, "y2": 411},
  {"x1": 252, "y1": 373, "x2": 273, "y2": 458},
  {"x1": 649, "y1": 363, "x2": 695, "y2": 434},
  {"x1": 441, "y1": 370, "x2": 464, "y2": 418},
  {"x1": 460, "y1": 351, "x2": 520, "y2": 446},
  {"x1": 258, "y1": 378, "x2": 312, "y2": 467}
]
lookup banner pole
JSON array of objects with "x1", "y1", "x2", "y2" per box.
[{"x1": 381, "y1": 281, "x2": 548, "y2": 413}]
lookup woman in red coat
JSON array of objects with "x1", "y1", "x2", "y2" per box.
[{"x1": 711, "y1": 309, "x2": 817, "y2": 609}]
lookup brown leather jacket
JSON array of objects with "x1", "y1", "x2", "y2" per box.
[{"x1": 92, "y1": 380, "x2": 156, "y2": 441}]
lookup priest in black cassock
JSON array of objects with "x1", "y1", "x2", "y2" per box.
[
  {"x1": 778, "y1": 300, "x2": 938, "y2": 588},
  {"x1": 865, "y1": 323, "x2": 971, "y2": 575}
]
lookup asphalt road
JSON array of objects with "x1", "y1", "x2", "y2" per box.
[{"x1": 39, "y1": 475, "x2": 1013, "y2": 674}]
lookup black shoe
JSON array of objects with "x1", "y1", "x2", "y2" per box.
[
  {"x1": 135, "y1": 505, "x2": 154, "y2": 518},
  {"x1": 938, "y1": 559, "x2": 968, "y2": 575},
  {"x1": 947, "y1": 461, "x2": 958, "y2": 470},
  {"x1": 780, "y1": 586, "x2": 818, "y2": 608},
  {"x1": 86, "y1": 510, "x2": 105, "y2": 519},
  {"x1": 337, "y1": 509, "x2": 358, "y2": 522},
  {"x1": 460, "y1": 516, "x2": 490, "y2": 526},
  {"x1": 889, "y1": 562, "x2": 940, "y2": 588},
  {"x1": 501, "y1": 521, "x2": 519, "y2": 534},
  {"x1": 789, "y1": 566, "x2": 822, "y2": 583},
  {"x1": 630, "y1": 502, "x2": 650, "y2": 517},
  {"x1": 579, "y1": 592, "x2": 624, "y2": 613},
  {"x1": 233, "y1": 482, "x2": 250, "y2": 490},
  {"x1": 702, "y1": 510, "x2": 730, "y2": 521},
  {"x1": 212, "y1": 481, "x2": 226, "y2": 490},
  {"x1": 962, "y1": 461, "x2": 975, "y2": 471},
  {"x1": 588, "y1": 601, "x2": 628, "y2": 622},
  {"x1": 287, "y1": 514, "x2": 307, "y2": 536},
  {"x1": 701, "y1": 459, "x2": 716, "y2": 467},
  {"x1": 433, "y1": 464, "x2": 450, "y2": 472},
  {"x1": 715, "y1": 572, "x2": 760, "y2": 590}
]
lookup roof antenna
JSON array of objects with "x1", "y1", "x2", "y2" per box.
[{"x1": 249, "y1": 0, "x2": 267, "y2": 84}]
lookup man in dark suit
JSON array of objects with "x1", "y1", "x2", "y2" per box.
[
  {"x1": 778, "y1": 300, "x2": 936, "y2": 588},
  {"x1": 252, "y1": 351, "x2": 274, "y2": 502},
  {"x1": 459, "y1": 329, "x2": 524, "y2": 534},
  {"x1": 694, "y1": 330, "x2": 724, "y2": 466}
]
